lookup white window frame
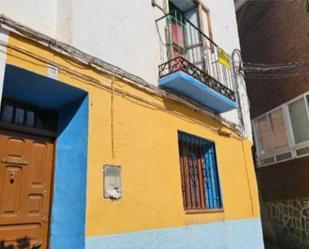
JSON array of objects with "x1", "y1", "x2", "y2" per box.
[{"x1": 253, "y1": 91, "x2": 309, "y2": 167}]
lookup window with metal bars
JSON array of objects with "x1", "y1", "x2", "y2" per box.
[
  {"x1": 0, "y1": 98, "x2": 57, "y2": 132},
  {"x1": 178, "y1": 131, "x2": 222, "y2": 211}
]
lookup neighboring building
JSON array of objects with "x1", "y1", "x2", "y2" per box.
[
  {"x1": 237, "y1": 1, "x2": 309, "y2": 248},
  {"x1": 0, "y1": 1, "x2": 263, "y2": 249}
]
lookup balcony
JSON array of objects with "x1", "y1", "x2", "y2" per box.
[{"x1": 156, "y1": 13, "x2": 238, "y2": 113}]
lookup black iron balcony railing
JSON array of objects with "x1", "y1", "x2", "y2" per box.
[
  {"x1": 159, "y1": 56, "x2": 236, "y2": 101},
  {"x1": 156, "y1": 13, "x2": 236, "y2": 102}
]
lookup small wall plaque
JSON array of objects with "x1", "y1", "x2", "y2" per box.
[
  {"x1": 47, "y1": 65, "x2": 59, "y2": 79},
  {"x1": 103, "y1": 165, "x2": 122, "y2": 200}
]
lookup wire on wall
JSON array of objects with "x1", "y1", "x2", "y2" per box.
[
  {"x1": 241, "y1": 60, "x2": 309, "y2": 79},
  {"x1": 111, "y1": 74, "x2": 115, "y2": 159},
  {"x1": 0, "y1": 39, "x2": 245, "y2": 142}
]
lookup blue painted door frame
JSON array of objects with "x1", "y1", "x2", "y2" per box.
[{"x1": 2, "y1": 64, "x2": 89, "y2": 249}]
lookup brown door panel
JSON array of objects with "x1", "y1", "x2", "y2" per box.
[
  {"x1": 0, "y1": 129, "x2": 54, "y2": 249},
  {"x1": 0, "y1": 223, "x2": 41, "y2": 247}
]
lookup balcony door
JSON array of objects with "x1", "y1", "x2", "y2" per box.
[
  {"x1": 168, "y1": 3, "x2": 187, "y2": 60},
  {"x1": 168, "y1": 2, "x2": 205, "y2": 71}
]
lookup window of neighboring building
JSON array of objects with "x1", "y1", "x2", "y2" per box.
[
  {"x1": 178, "y1": 131, "x2": 222, "y2": 211},
  {"x1": 289, "y1": 98, "x2": 309, "y2": 144},
  {"x1": 256, "y1": 115, "x2": 272, "y2": 154},
  {"x1": 255, "y1": 108, "x2": 289, "y2": 155},
  {"x1": 269, "y1": 108, "x2": 289, "y2": 149},
  {"x1": 253, "y1": 92, "x2": 309, "y2": 167}
]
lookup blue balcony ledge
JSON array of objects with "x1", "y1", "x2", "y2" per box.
[{"x1": 159, "y1": 71, "x2": 238, "y2": 113}]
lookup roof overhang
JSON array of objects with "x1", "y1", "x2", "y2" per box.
[{"x1": 169, "y1": 0, "x2": 196, "y2": 12}]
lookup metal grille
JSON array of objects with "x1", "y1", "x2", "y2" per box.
[
  {"x1": 178, "y1": 131, "x2": 222, "y2": 210},
  {"x1": 0, "y1": 98, "x2": 57, "y2": 132}
]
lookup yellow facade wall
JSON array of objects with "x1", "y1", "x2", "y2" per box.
[{"x1": 5, "y1": 33, "x2": 260, "y2": 237}]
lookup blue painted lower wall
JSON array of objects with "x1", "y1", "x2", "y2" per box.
[
  {"x1": 50, "y1": 96, "x2": 89, "y2": 249},
  {"x1": 86, "y1": 218, "x2": 264, "y2": 249}
]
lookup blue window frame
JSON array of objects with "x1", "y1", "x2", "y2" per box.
[{"x1": 178, "y1": 131, "x2": 222, "y2": 210}]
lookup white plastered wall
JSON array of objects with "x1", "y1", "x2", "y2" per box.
[
  {"x1": 67, "y1": 0, "x2": 165, "y2": 86},
  {"x1": 0, "y1": 0, "x2": 58, "y2": 37}
]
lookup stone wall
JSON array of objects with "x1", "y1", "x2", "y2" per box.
[{"x1": 261, "y1": 197, "x2": 309, "y2": 249}]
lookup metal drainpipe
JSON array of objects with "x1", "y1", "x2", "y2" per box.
[{"x1": 231, "y1": 49, "x2": 245, "y2": 134}]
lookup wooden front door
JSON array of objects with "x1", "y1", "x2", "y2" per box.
[{"x1": 0, "y1": 129, "x2": 54, "y2": 249}]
